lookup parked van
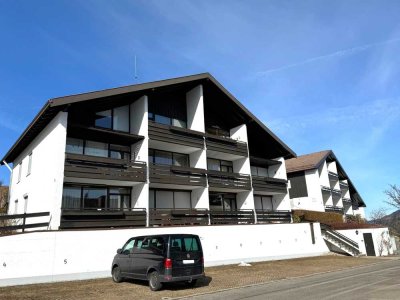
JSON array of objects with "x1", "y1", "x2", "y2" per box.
[{"x1": 111, "y1": 234, "x2": 205, "y2": 291}]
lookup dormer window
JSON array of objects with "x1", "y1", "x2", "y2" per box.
[{"x1": 95, "y1": 105, "x2": 129, "y2": 132}]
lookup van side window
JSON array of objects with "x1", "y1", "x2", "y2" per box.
[
  {"x1": 170, "y1": 238, "x2": 183, "y2": 252},
  {"x1": 122, "y1": 239, "x2": 135, "y2": 254},
  {"x1": 149, "y1": 237, "x2": 165, "y2": 254}
]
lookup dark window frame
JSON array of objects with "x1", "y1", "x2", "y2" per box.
[
  {"x1": 207, "y1": 158, "x2": 233, "y2": 173},
  {"x1": 62, "y1": 185, "x2": 131, "y2": 210},
  {"x1": 150, "y1": 188, "x2": 192, "y2": 209},
  {"x1": 94, "y1": 105, "x2": 131, "y2": 133},
  {"x1": 148, "y1": 149, "x2": 189, "y2": 167},
  {"x1": 209, "y1": 192, "x2": 237, "y2": 211},
  {"x1": 254, "y1": 194, "x2": 274, "y2": 211},
  {"x1": 148, "y1": 111, "x2": 187, "y2": 129}
]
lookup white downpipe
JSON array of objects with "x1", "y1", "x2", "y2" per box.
[{"x1": 2, "y1": 161, "x2": 12, "y2": 172}]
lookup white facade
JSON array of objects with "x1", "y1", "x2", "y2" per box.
[
  {"x1": 0, "y1": 222, "x2": 329, "y2": 287},
  {"x1": 7, "y1": 112, "x2": 68, "y2": 229}
]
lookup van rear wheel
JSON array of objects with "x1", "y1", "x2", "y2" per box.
[
  {"x1": 149, "y1": 271, "x2": 162, "y2": 291},
  {"x1": 185, "y1": 279, "x2": 197, "y2": 287},
  {"x1": 112, "y1": 266, "x2": 123, "y2": 283}
]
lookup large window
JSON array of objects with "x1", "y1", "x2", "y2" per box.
[
  {"x1": 205, "y1": 126, "x2": 230, "y2": 138},
  {"x1": 288, "y1": 171, "x2": 308, "y2": 199},
  {"x1": 62, "y1": 186, "x2": 131, "y2": 210},
  {"x1": 209, "y1": 192, "x2": 237, "y2": 211},
  {"x1": 149, "y1": 189, "x2": 191, "y2": 209},
  {"x1": 66, "y1": 138, "x2": 131, "y2": 160},
  {"x1": 251, "y1": 166, "x2": 269, "y2": 177},
  {"x1": 207, "y1": 158, "x2": 233, "y2": 173},
  {"x1": 254, "y1": 195, "x2": 273, "y2": 211},
  {"x1": 149, "y1": 149, "x2": 189, "y2": 167},
  {"x1": 95, "y1": 105, "x2": 129, "y2": 132},
  {"x1": 148, "y1": 112, "x2": 187, "y2": 128}
]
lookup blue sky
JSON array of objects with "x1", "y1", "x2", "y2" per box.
[{"x1": 1, "y1": 0, "x2": 399, "y2": 216}]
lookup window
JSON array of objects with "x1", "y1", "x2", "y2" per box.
[
  {"x1": 288, "y1": 171, "x2": 308, "y2": 199},
  {"x1": 254, "y1": 195, "x2": 273, "y2": 211},
  {"x1": 83, "y1": 187, "x2": 107, "y2": 209},
  {"x1": 207, "y1": 159, "x2": 233, "y2": 173},
  {"x1": 122, "y1": 239, "x2": 135, "y2": 254},
  {"x1": 149, "y1": 189, "x2": 191, "y2": 209},
  {"x1": 62, "y1": 186, "x2": 81, "y2": 209},
  {"x1": 209, "y1": 193, "x2": 237, "y2": 211},
  {"x1": 95, "y1": 110, "x2": 112, "y2": 129},
  {"x1": 62, "y1": 186, "x2": 131, "y2": 210},
  {"x1": 27, "y1": 153, "x2": 32, "y2": 176},
  {"x1": 251, "y1": 166, "x2": 269, "y2": 177},
  {"x1": 66, "y1": 138, "x2": 84, "y2": 154},
  {"x1": 206, "y1": 126, "x2": 230, "y2": 138},
  {"x1": 66, "y1": 138, "x2": 130, "y2": 160},
  {"x1": 17, "y1": 162, "x2": 22, "y2": 183},
  {"x1": 149, "y1": 149, "x2": 189, "y2": 167},
  {"x1": 84, "y1": 141, "x2": 108, "y2": 157},
  {"x1": 94, "y1": 105, "x2": 129, "y2": 132},
  {"x1": 148, "y1": 112, "x2": 187, "y2": 128}
]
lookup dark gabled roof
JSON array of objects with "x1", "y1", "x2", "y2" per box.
[
  {"x1": 285, "y1": 150, "x2": 366, "y2": 207},
  {"x1": 1, "y1": 73, "x2": 296, "y2": 164}
]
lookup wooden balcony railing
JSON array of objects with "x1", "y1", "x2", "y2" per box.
[
  {"x1": 255, "y1": 210, "x2": 292, "y2": 223},
  {"x1": 149, "y1": 163, "x2": 207, "y2": 186},
  {"x1": 64, "y1": 153, "x2": 146, "y2": 182},
  {"x1": 324, "y1": 205, "x2": 344, "y2": 214},
  {"x1": 209, "y1": 209, "x2": 255, "y2": 225},
  {"x1": 252, "y1": 176, "x2": 287, "y2": 193},
  {"x1": 149, "y1": 209, "x2": 209, "y2": 226},
  {"x1": 148, "y1": 121, "x2": 204, "y2": 149},
  {"x1": 60, "y1": 208, "x2": 147, "y2": 229},
  {"x1": 207, "y1": 170, "x2": 251, "y2": 190},
  {"x1": 0, "y1": 212, "x2": 50, "y2": 233},
  {"x1": 205, "y1": 134, "x2": 248, "y2": 157}
]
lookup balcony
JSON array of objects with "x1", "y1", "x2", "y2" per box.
[
  {"x1": 252, "y1": 176, "x2": 287, "y2": 193},
  {"x1": 328, "y1": 171, "x2": 339, "y2": 179},
  {"x1": 324, "y1": 205, "x2": 344, "y2": 214},
  {"x1": 148, "y1": 121, "x2": 204, "y2": 149},
  {"x1": 209, "y1": 209, "x2": 255, "y2": 225},
  {"x1": 149, "y1": 163, "x2": 207, "y2": 187},
  {"x1": 207, "y1": 170, "x2": 251, "y2": 191},
  {"x1": 64, "y1": 153, "x2": 146, "y2": 182},
  {"x1": 205, "y1": 133, "x2": 248, "y2": 157},
  {"x1": 321, "y1": 186, "x2": 331, "y2": 193},
  {"x1": 149, "y1": 209, "x2": 209, "y2": 226},
  {"x1": 342, "y1": 197, "x2": 352, "y2": 204},
  {"x1": 255, "y1": 210, "x2": 292, "y2": 223},
  {"x1": 60, "y1": 208, "x2": 147, "y2": 229}
]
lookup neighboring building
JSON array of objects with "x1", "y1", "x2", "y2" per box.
[
  {"x1": 285, "y1": 150, "x2": 366, "y2": 218},
  {"x1": 1, "y1": 73, "x2": 295, "y2": 230}
]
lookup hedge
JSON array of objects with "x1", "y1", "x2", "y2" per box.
[{"x1": 292, "y1": 209, "x2": 344, "y2": 225}]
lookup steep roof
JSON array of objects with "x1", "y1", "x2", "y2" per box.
[
  {"x1": 286, "y1": 150, "x2": 366, "y2": 207},
  {"x1": 1, "y1": 73, "x2": 296, "y2": 164}
]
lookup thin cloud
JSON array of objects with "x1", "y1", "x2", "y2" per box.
[{"x1": 257, "y1": 37, "x2": 400, "y2": 76}]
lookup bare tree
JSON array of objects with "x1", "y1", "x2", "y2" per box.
[
  {"x1": 385, "y1": 184, "x2": 400, "y2": 209},
  {"x1": 369, "y1": 207, "x2": 388, "y2": 224}
]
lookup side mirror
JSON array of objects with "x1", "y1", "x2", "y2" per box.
[{"x1": 117, "y1": 248, "x2": 122, "y2": 254}]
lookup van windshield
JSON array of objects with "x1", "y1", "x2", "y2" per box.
[{"x1": 170, "y1": 236, "x2": 200, "y2": 253}]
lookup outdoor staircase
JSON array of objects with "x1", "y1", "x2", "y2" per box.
[{"x1": 321, "y1": 224, "x2": 360, "y2": 256}]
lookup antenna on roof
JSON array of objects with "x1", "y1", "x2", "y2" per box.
[{"x1": 134, "y1": 55, "x2": 138, "y2": 81}]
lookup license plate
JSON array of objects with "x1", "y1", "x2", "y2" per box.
[{"x1": 182, "y1": 260, "x2": 195, "y2": 264}]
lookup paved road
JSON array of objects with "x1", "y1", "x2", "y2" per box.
[{"x1": 183, "y1": 259, "x2": 400, "y2": 300}]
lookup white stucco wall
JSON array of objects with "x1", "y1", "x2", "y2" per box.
[
  {"x1": 290, "y1": 169, "x2": 325, "y2": 212},
  {"x1": 337, "y1": 227, "x2": 394, "y2": 256},
  {"x1": 186, "y1": 85, "x2": 205, "y2": 133},
  {"x1": 7, "y1": 112, "x2": 68, "y2": 229},
  {"x1": 0, "y1": 222, "x2": 329, "y2": 287}
]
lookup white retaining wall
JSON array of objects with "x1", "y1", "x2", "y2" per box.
[{"x1": 0, "y1": 222, "x2": 329, "y2": 287}]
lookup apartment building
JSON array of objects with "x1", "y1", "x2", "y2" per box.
[
  {"x1": 1, "y1": 73, "x2": 295, "y2": 230},
  {"x1": 285, "y1": 150, "x2": 366, "y2": 218}
]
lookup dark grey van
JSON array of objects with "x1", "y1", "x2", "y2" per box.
[{"x1": 111, "y1": 234, "x2": 205, "y2": 291}]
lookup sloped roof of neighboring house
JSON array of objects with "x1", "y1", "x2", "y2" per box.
[
  {"x1": 285, "y1": 150, "x2": 331, "y2": 173},
  {"x1": 1, "y1": 73, "x2": 296, "y2": 164},
  {"x1": 285, "y1": 150, "x2": 366, "y2": 207}
]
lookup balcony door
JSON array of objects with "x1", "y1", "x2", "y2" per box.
[
  {"x1": 254, "y1": 195, "x2": 273, "y2": 211},
  {"x1": 209, "y1": 192, "x2": 237, "y2": 211},
  {"x1": 149, "y1": 189, "x2": 192, "y2": 209}
]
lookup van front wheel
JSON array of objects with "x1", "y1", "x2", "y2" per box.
[
  {"x1": 149, "y1": 271, "x2": 162, "y2": 291},
  {"x1": 112, "y1": 266, "x2": 123, "y2": 283}
]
